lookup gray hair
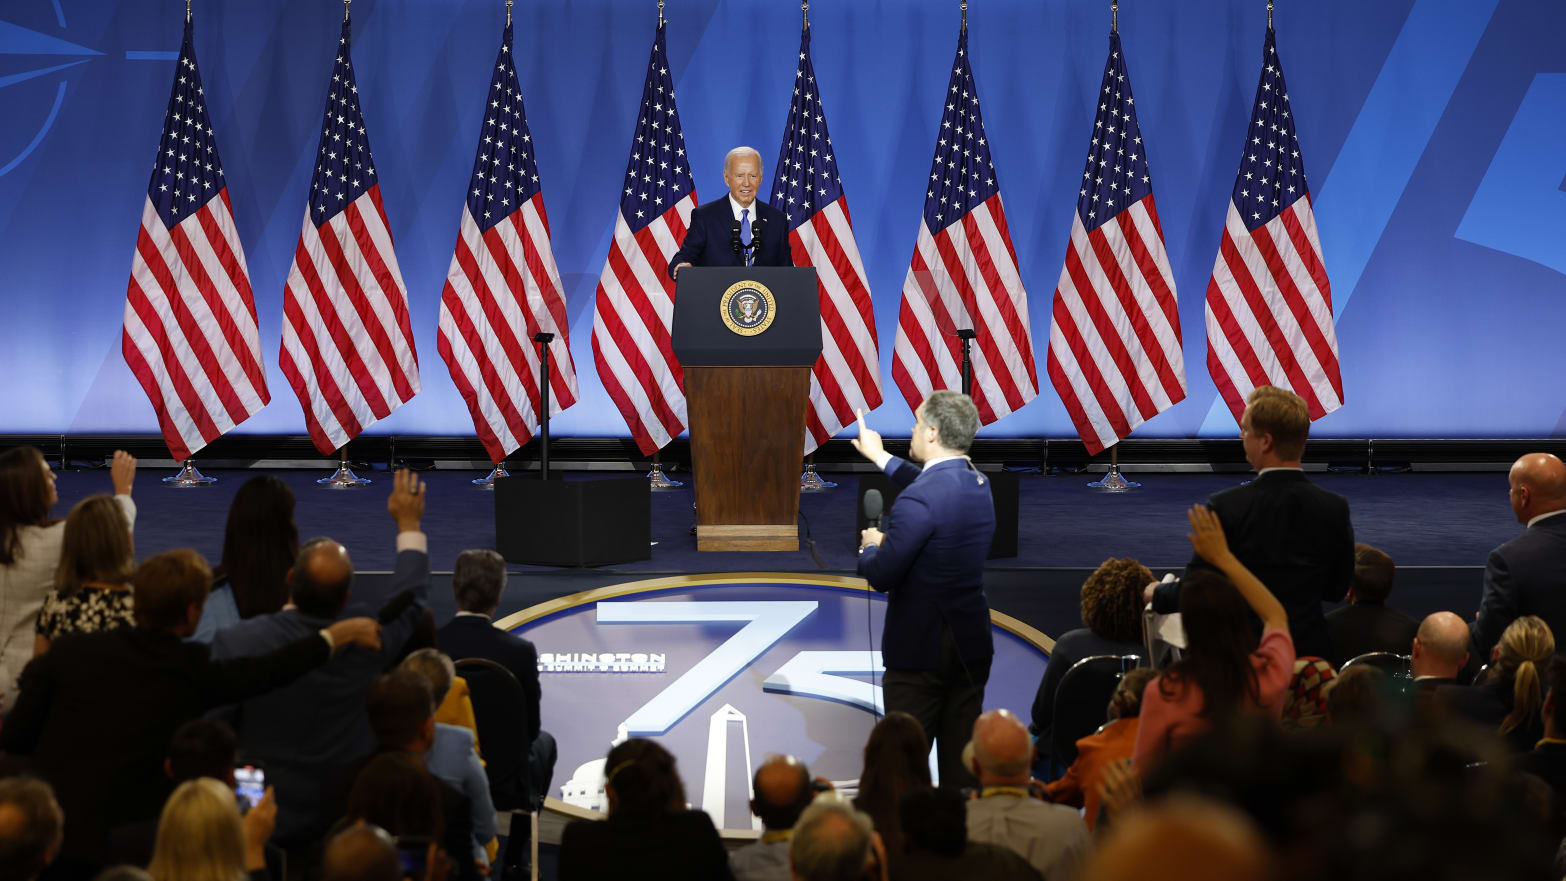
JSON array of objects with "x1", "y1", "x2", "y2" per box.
[
  {"x1": 399, "y1": 648, "x2": 456, "y2": 707},
  {"x1": 789, "y1": 794, "x2": 875, "y2": 881},
  {"x1": 919, "y1": 389, "x2": 980, "y2": 453},
  {"x1": 452, "y1": 549, "x2": 506, "y2": 613},
  {"x1": 724, "y1": 145, "x2": 763, "y2": 172}
]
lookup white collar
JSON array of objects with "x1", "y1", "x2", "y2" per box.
[
  {"x1": 1528, "y1": 509, "x2": 1566, "y2": 528},
  {"x1": 921, "y1": 454, "x2": 967, "y2": 471},
  {"x1": 728, "y1": 194, "x2": 759, "y2": 222},
  {"x1": 455, "y1": 610, "x2": 492, "y2": 620},
  {"x1": 1256, "y1": 466, "x2": 1304, "y2": 476}
]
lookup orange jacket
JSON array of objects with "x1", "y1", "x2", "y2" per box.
[{"x1": 1042, "y1": 716, "x2": 1138, "y2": 830}]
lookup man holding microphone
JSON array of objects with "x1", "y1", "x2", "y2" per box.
[{"x1": 853, "y1": 392, "x2": 995, "y2": 788}]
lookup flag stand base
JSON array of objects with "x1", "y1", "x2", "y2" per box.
[
  {"x1": 1088, "y1": 464, "x2": 1141, "y2": 492},
  {"x1": 800, "y1": 463, "x2": 837, "y2": 492},
  {"x1": 318, "y1": 452, "x2": 371, "y2": 489},
  {"x1": 647, "y1": 459, "x2": 682, "y2": 491},
  {"x1": 162, "y1": 460, "x2": 216, "y2": 487},
  {"x1": 474, "y1": 463, "x2": 509, "y2": 490}
]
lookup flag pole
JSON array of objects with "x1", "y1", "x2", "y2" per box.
[
  {"x1": 802, "y1": 0, "x2": 808, "y2": 28},
  {"x1": 1111, "y1": 0, "x2": 1117, "y2": 32},
  {"x1": 1267, "y1": 0, "x2": 1273, "y2": 29},
  {"x1": 658, "y1": 0, "x2": 664, "y2": 27},
  {"x1": 186, "y1": 0, "x2": 191, "y2": 22},
  {"x1": 163, "y1": 459, "x2": 217, "y2": 487},
  {"x1": 506, "y1": 0, "x2": 512, "y2": 26},
  {"x1": 1088, "y1": 444, "x2": 1141, "y2": 492},
  {"x1": 960, "y1": 0, "x2": 967, "y2": 31},
  {"x1": 647, "y1": 450, "x2": 681, "y2": 490}
]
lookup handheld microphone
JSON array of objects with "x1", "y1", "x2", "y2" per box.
[{"x1": 862, "y1": 489, "x2": 883, "y2": 530}]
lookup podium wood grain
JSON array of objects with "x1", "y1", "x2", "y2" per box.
[{"x1": 684, "y1": 366, "x2": 810, "y2": 551}]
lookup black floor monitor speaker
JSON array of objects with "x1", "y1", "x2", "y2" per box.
[
  {"x1": 855, "y1": 468, "x2": 1018, "y2": 560},
  {"x1": 495, "y1": 476, "x2": 651, "y2": 567}
]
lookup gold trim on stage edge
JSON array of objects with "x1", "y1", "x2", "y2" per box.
[
  {"x1": 492, "y1": 571, "x2": 1056, "y2": 653},
  {"x1": 719, "y1": 280, "x2": 777, "y2": 336}
]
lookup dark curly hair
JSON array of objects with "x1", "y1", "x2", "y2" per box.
[{"x1": 1080, "y1": 557, "x2": 1153, "y2": 643}]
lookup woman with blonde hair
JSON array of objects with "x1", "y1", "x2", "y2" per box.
[
  {"x1": 34, "y1": 494, "x2": 137, "y2": 655},
  {"x1": 1440, "y1": 615, "x2": 1555, "y2": 752},
  {"x1": 147, "y1": 778, "x2": 275, "y2": 881}
]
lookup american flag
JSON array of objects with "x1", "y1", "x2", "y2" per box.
[
  {"x1": 1046, "y1": 30, "x2": 1186, "y2": 455},
  {"x1": 279, "y1": 15, "x2": 420, "y2": 456},
  {"x1": 590, "y1": 22, "x2": 695, "y2": 456},
  {"x1": 123, "y1": 16, "x2": 269, "y2": 462},
  {"x1": 437, "y1": 22, "x2": 578, "y2": 465},
  {"x1": 891, "y1": 25, "x2": 1037, "y2": 426},
  {"x1": 769, "y1": 24, "x2": 881, "y2": 455},
  {"x1": 1204, "y1": 26, "x2": 1342, "y2": 423}
]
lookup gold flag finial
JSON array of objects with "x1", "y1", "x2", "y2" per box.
[
  {"x1": 802, "y1": 0, "x2": 808, "y2": 28},
  {"x1": 506, "y1": 0, "x2": 512, "y2": 26},
  {"x1": 1111, "y1": 0, "x2": 1118, "y2": 31},
  {"x1": 1268, "y1": 0, "x2": 1274, "y2": 29},
  {"x1": 960, "y1": 0, "x2": 967, "y2": 31},
  {"x1": 186, "y1": 0, "x2": 191, "y2": 22},
  {"x1": 343, "y1": 0, "x2": 350, "y2": 22},
  {"x1": 658, "y1": 0, "x2": 665, "y2": 27}
]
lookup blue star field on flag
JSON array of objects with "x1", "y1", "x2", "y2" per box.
[
  {"x1": 1233, "y1": 28, "x2": 1309, "y2": 232},
  {"x1": 1076, "y1": 31, "x2": 1153, "y2": 231},
  {"x1": 922, "y1": 27, "x2": 1000, "y2": 232},
  {"x1": 465, "y1": 23, "x2": 543, "y2": 233},
  {"x1": 769, "y1": 26, "x2": 844, "y2": 230},
  {"x1": 619, "y1": 23, "x2": 694, "y2": 235},
  {"x1": 147, "y1": 18, "x2": 225, "y2": 229},
  {"x1": 307, "y1": 17, "x2": 378, "y2": 226}
]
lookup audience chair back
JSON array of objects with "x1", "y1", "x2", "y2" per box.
[
  {"x1": 454, "y1": 657, "x2": 535, "y2": 811},
  {"x1": 1342, "y1": 652, "x2": 1412, "y2": 678},
  {"x1": 1051, "y1": 654, "x2": 1141, "y2": 767},
  {"x1": 1143, "y1": 605, "x2": 1185, "y2": 669}
]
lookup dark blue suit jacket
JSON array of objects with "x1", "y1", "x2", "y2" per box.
[
  {"x1": 1472, "y1": 513, "x2": 1566, "y2": 658},
  {"x1": 667, "y1": 196, "x2": 792, "y2": 277},
  {"x1": 857, "y1": 457, "x2": 995, "y2": 671}
]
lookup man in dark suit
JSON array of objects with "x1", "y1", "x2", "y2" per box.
[
  {"x1": 1471, "y1": 452, "x2": 1566, "y2": 659},
  {"x1": 1324, "y1": 543, "x2": 1419, "y2": 667},
  {"x1": 853, "y1": 391, "x2": 995, "y2": 788},
  {"x1": 1, "y1": 549, "x2": 381, "y2": 878},
  {"x1": 1517, "y1": 656, "x2": 1566, "y2": 802},
  {"x1": 1149, "y1": 385, "x2": 1354, "y2": 661},
  {"x1": 209, "y1": 469, "x2": 431, "y2": 850},
  {"x1": 668, "y1": 146, "x2": 792, "y2": 278},
  {"x1": 1410, "y1": 611, "x2": 1470, "y2": 716},
  {"x1": 436, "y1": 549, "x2": 556, "y2": 808}
]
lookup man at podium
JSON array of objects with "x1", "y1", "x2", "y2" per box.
[{"x1": 669, "y1": 146, "x2": 793, "y2": 278}]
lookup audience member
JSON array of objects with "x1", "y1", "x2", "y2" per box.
[
  {"x1": 0, "y1": 777, "x2": 64, "y2": 881},
  {"x1": 557, "y1": 738, "x2": 731, "y2": 881},
  {"x1": 398, "y1": 649, "x2": 497, "y2": 866},
  {"x1": 0, "y1": 448, "x2": 134, "y2": 711},
  {"x1": 1280, "y1": 658, "x2": 1336, "y2": 730},
  {"x1": 1411, "y1": 611, "x2": 1470, "y2": 713},
  {"x1": 1323, "y1": 543, "x2": 1418, "y2": 667},
  {"x1": 889, "y1": 787, "x2": 1040, "y2": 881},
  {"x1": 145, "y1": 778, "x2": 275, "y2": 881},
  {"x1": 1516, "y1": 656, "x2": 1566, "y2": 802},
  {"x1": 345, "y1": 752, "x2": 445, "y2": 844},
  {"x1": 1149, "y1": 386, "x2": 1354, "y2": 661},
  {"x1": 319, "y1": 824, "x2": 402, "y2": 881},
  {"x1": 730, "y1": 756, "x2": 816, "y2": 881},
  {"x1": 1324, "y1": 665, "x2": 1387, "y2": 725},
  {"x1": 1029, "y1": 558, "x2": 1150, "y2": 749},
  {"x1": 1472, "y1": 452, "x2": 1566, "y2": 659},
  {"x1": 851, "y1": 712, "x2": 930, "y2": 857},
  {"x1": 35, "y1": 494, "x2": 137, "y2": 655},
  {"x1": 1134, "y1": 507, "x2": 1295, "y2": 772},
  {"x1": 194, "y1": 475, "x2": 299, "y2": 642},
  {"x1": 209, "y1": 470, "x2": 430, "y2": 849},
  {"x1": 963, "y1": 709, "x2": 1088, "y2": 881},
  {"x1": 436, "y1": 549, "x2": 556, "y2": 808},
  {"x1": 0, "y1": 548, "x2": 382, "y2": 876},
  {"x1": 92, "y1": 868, "x2": 153, "y2": 881},
  {"x1": 1043, "y1": 667, "x2": 1157, "y2": 829},
  {"x1": 1077, "y1": 796, "x2": 1268, "y2": 881},
  {"x1": 788, "y1": 794, "x2": 885, "y2": 881},
  {"x1": 1439, "y1": 615, "x2": 1554, "y2": 752}
]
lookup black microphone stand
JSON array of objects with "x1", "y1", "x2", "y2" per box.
[
  {"x1": 956, "y1": 328, "x2": 977, "y2": 396},
  {"x1": 534, "y1": 332, "x2": 553, "y2": 480}
]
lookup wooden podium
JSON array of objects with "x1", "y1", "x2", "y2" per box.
[{"x1": 672, "y1": 267, "x2": 821, "y2": 551}]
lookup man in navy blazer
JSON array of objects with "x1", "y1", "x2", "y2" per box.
[
  {"x1": 1471, "y1": 453, "x2": 1566, "y2": 658},
  {"x1": 853, "y1": 391, "x2": 995, "y2": 787},
  {"x1": 209, "y1": 470, "x2": 432, "y2": 850},
  {"x1": 668, "y1": 146, "x2": 793, "y2": 278}
]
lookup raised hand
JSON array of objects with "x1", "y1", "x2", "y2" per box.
[
  {"x1": 1186, "y1": 505, "x2": 1234, "y2": 567},
  {"x1": 386, "y1": 468, "x2": 425, "y2": 532},
  {"x1": 241, "y1": 786, "x2": 278, "y2": 870},
  {"x1": 110, "y1": 450, "x2": 137, "y2": 496},
  {"x1": 850, "y1": 408, "x2": 885, "y2": 464}
]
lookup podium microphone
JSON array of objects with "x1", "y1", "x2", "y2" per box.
[
  {"x1": 863, "y1": 489, "x2": 883, "y2": 530},
  {"x1": 730, "y1": 218, "x2": 744, "y2": 260}
]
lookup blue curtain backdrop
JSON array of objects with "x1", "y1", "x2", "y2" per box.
[{"x1": 1, "y1": 0, "x2": 1562, "y2": 441}]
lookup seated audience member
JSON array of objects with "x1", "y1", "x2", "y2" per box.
[
  {"x1": 788, "y1": 794, "x2": 886, "y2": 881},
  {"x1": 964, "y1": 710, "x2": 1088, "y2": 881},
  {"x1": 0, "y1": 448, "x2": 135, "y2": 712},
  {"x1": 1280, "y1": 658, "x2": 1336, "y2": 730},
  {"x1": 320, "y1": 824, "x2": 402, "y2": 881},
  {"x1": 730, "y1": 756, "x2": 818, "y2": 881},
  {"x1": 436, "y1": 549, "x2": 556, "y2": 807},
  {"x1": 433, "y1": 670, "x2": 482, "y2": 756},
  {"x1": 194, "y1": 476, "x2": 299, "y2": 642},
  {"x1": 1029, "y1": 558, "x2": 1150, "y2": 747},
  {"x1": 210, "y1": 470, "x2": 430, "y2": 849},
  {"x1": 93, "y1": 868, "x2": 153, "y2": 881},
  {"x1": 1410, "y1": 612, "x2": 1470, "y2": 713},
  {"x1": 398, "y1": 649, "x2": 497, "y2": 865},
  {"x1": 557, "y1": 738, "x2": 730, "y2": 881},
  {"x1": 35, "y1": 494, "x2": 137, "y2": 654},
  {"x1": 1077, "y1": 796, "x2": 1268, "y2": 881},
  {"x1": 1043, "y1": 668, "x2": 1157, "y2": 829},
  {"x1": 1133, "y1": 507, "x2": 1295, "y2": 773},
  {"x1": 1323, "y1": 543, "x2": 1418, "y2": 667},
  {"x1": 1325, "y1": 665, "x2": 1387, "y2": 725},
  {"x1": 0, "y1": 549, "x2": 381, "y2": 876},
  {"x1": 0, "y1": 777, "x2": 64, "y2": 881},
  {"x1": 1439, "y1": 615, "x2": 1554, "y2": 752},
  {"x1": 890, "y1": 787, "x2": 1041, "y2": 881},
  {"x1": 346, "y1": 753, "x2": 456, "y2": 881},
  {"x1": 1516, "y1": 657, "x2": 1566, "y2": 801},
  {"x1": 1471, "y1": 452, "x2": 1566, "y2": 660},
  {"x1": 146, "y1": 778, "x2": 275, "y2": 881},
  {"x1": 851, "y1": 712, "x2": 930, "y2": 857}
]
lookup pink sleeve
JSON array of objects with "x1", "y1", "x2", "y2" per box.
[
  {"x1": 1131, "y1": 677, "x2": 1173, "y2": 776},
  {"x1": 1251, "y1": 628, "x2": 1297, "y2": 712}
]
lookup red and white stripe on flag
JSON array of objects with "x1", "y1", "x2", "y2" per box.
[
  {"x1": 892, "y1": 195, "x2": 1039, "y2": 425},
  {"x1": 279, "y1": 187, "x2": 422, "y2": 455},
  {"x1": 795, "y1": 198, "x2": 882, "y2": 455}
]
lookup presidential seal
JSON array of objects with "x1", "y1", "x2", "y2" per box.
[{"x1": 719, "y1": 280, "x2": 777, "y2": 336}]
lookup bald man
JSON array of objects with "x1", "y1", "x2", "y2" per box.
[
  {"x1": 322, "y1": 823, "x2": 402, "y2": 881},
  {"x1": 732, "y1": 755, "x2": 816, "y2": 881},
  {"x1": 669, "y1": 146, "x2": 794, "y2": 278},
  {"x1": 1472, "y1": 453, "x2": 1566, "y2": 658},
  {"x1": 964, "y1": 710, "x2": 1089, "y2": 881}
]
